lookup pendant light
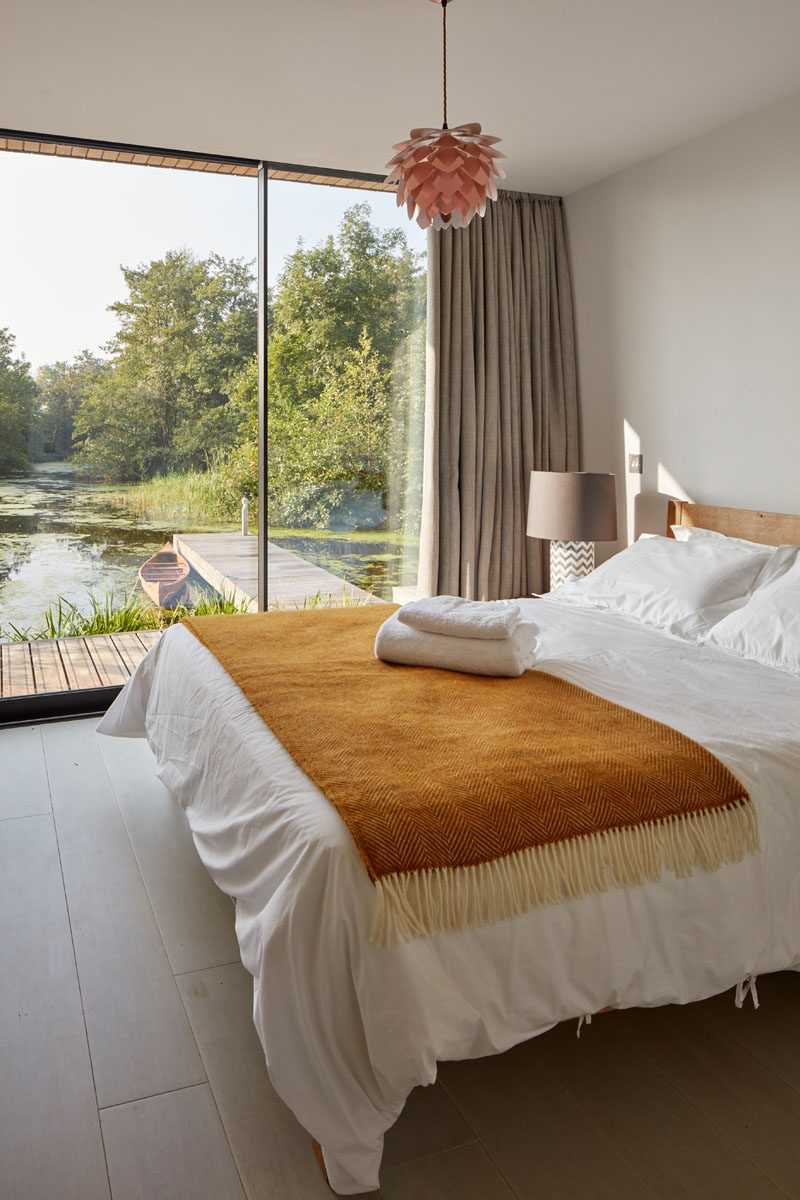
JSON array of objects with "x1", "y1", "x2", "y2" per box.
[{"x1": 385, "y1": 0, "x2": 505, "y2": 231}]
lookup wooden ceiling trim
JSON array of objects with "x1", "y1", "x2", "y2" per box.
[{"x1": 0, "y1": 133, "x2": 396, "y2": 192}]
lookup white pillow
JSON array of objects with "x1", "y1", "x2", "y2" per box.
[
  {"x1": 703, "y1": 546, "x2": 800, "y2": 674},
  {"x1": 553, "y1": 534, "x2": 775, "y2": 637},
  {"x1": 670, "y1": 524, "x2": 771, "y2": 552}
]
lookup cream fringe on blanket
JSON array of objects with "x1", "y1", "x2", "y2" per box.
[{"x1": 370, "y1": 800, "x2": 760, "y2": 946}]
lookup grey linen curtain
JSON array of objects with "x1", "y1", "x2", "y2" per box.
[{"x1": 417, "y1": 190, "x2": 579, "y2": 599}]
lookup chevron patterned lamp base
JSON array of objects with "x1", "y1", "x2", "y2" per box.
[{"x1": 550, "y1": 540, "x2": 595, "y2": 589}]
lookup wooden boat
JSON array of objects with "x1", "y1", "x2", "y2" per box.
[{"x1": 138, "y1": 542, "x2": 190, "y2": 608}]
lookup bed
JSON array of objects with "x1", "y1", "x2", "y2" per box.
[{"x1": 98, "y1": 501, "x2": 800, "y2": 1195}]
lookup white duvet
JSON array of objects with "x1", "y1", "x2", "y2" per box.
[{"x1": 98, "y1": 599, "x2": 800, "y2": 1195}]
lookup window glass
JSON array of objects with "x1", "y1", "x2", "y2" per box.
[
  {"x1": 267, "y1": 180, "x2": 427, "y2": 607},
  {"x1": 0, "y1": 150, "x2": 256, "y2": 700}
]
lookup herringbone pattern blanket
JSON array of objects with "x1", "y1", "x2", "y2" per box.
[{"x1": 183, "y1": 606, "x2": 758, "y2": 944}]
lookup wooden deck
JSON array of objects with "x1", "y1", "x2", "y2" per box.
[
  {"x1": 174, "y1": 532, "x2": 382, "y2": 609},
  {"x1": 0, "y1": 631, "x2": 160, "y2": 700},
  {"x1": 173, "y1": 533, "x2": 257, "y2": 610}
]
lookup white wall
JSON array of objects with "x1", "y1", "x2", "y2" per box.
[{"x1": 565, "y1": 90, "x2": 800, "y2": 549}]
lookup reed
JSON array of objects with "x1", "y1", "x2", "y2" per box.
[
  {"x1": 165, "y1": 589, "x2": 252, "y2": 621},
  {"x1": 112, "y1": 456, "x2": 257, "y2": 527},
  {"x1": 0, "y1": 587, "x2": 251, "y2": 642},
  {"x1": 270, "y1": 585, "x2": 375, "y2": 610}
]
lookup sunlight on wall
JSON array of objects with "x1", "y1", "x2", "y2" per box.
[
  {"x1": 657, "y1": 464, "x2": 694, "y2": 503},
  {"x1": 621, "y1": 424, "x2": 696, "y2": 543}
]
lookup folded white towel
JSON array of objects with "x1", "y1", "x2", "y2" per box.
[
  {"x1": 397, "y1": 595, "x2": 522, "y2": 640},
  {"x1": 375, "y1": 611, "x2": 538, "y2": 677}
]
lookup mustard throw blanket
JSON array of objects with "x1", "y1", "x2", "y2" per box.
[{"x1": 183, "y1": 607, "x2": 759, "y2": 945}]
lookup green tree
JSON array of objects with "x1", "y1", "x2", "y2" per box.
[
  {"x1": 267, "y1": 204, "x2": 426, "y2": 528},
  {"x1": 36, "y1": 352, "x2": 106, "y2": 456},
  {"x1": 66, "y1": 208, "x2": 425, "y2": 534},
  {"x1": 0, "y1": 329, "x2": 37, "y2": 474},
  {"x1": 74, "y1": 250, "x2": 257, "y2": 480},
  {"x1": 212, "y1": 354, "x2": 260, "y2": 514},
  {"x1": 269, "y1": 204, "x2": 424, "y2": 414},
  {"x1": 269, "y1": 333, "x2": 391, "y2": 527}
]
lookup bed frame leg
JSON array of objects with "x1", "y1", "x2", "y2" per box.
[{"x1": 312, "y1": 1138, "x2": 331, "y2": 1187}]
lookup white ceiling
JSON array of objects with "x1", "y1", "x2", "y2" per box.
[{"x1": 3, "y1": 0, "x2": 800, "y2": 195}]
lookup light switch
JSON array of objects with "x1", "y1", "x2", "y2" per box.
[{"x1": 628, "y1": 453, "x2": 643, "y2": 474}]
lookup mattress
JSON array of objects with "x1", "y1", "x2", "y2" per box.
[{"x1": 98, "y1": 598, "x2": 800, "y2": 1194}]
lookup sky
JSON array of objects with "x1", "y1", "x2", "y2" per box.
[{"x1": 0, "y1": 153, "x2": 427, "y2": 372}]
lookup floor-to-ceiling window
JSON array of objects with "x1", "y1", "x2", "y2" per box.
[
  {"x1": 0, "y1": 137, "x2": 428, "y2": 717},
  {"x1": 0, "y1": 137, "x2": 258, "y2": 714}
]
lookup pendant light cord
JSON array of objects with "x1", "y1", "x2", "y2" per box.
[{"x1": 442, "y1": 0, "x2": 448, "y2": 129}]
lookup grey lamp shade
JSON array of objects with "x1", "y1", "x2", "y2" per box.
[{"x1": 527, "y1": 471, "x2": 618, "y2": 542}]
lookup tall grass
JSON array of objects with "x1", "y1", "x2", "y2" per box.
[
  {"x1": 113, "y1": 454, "x2": 256, "y2": 527},
  {"x1": 167, "y1": 590, "x2": 253, "y2": 621},
  {"x1": 0, "y1": 587, "x2": 251, "y2": 642},
  {"x1": 270, "y1": 585, "x2": 376, "y2": 610}
]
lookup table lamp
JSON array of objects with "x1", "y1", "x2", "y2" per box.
[{"x1": 527, "y1": 471, "x2": 618, "y2": 589}]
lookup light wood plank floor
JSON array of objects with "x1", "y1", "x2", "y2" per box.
[{"x1": 2, "y1": 718, "x2": 799, "y2": 1199}]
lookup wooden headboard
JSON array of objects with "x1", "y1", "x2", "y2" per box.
[{"x1": 667, "y1": 500, "x2": 800, "y2": 547}]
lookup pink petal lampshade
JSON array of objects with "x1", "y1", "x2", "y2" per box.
[{"x1": 386, "y1": 122, "x2": 506, "y2": 231}]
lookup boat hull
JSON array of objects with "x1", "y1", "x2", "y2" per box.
[{"x1": 139, "y1": 543, "x2": 190, "y2": 608}]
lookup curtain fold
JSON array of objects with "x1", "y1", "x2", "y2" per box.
[{"x1": 417, "y1": 191, "x2": 579, "y2": 600}]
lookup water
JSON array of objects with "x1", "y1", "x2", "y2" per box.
[
  {"x1": 0, "y1": 465, "x2": 419, "y2": 633},
  {"x1": 0, "y1": 464, "x2": 207, "y2": 633}
]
